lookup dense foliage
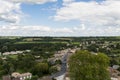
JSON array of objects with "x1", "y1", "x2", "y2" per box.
[{"x1": 69, "y1": 50, "x2": 110, "y2": 80}]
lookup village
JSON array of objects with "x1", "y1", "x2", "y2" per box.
[
  {"x1": 0, "y1": 37, "x2": 120, "y2": 80},
  {"x1": 1, "y1": 47, "x2": 120, "y2": 80}
]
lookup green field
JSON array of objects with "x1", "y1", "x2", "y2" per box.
[{"x1": 15, "y1": 41, "x2": 68, "y2": 44}]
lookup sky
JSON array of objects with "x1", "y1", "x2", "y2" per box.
[{"x1": 0, "y1": 0, "x2": 120, "y2": 36}]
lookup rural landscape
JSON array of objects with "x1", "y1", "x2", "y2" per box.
[
  {"x1": 0, "y1": 0, "x2": 120, "y2": 80},
  {"x1": 0, "y1": 36, "x2": 120, "y2": 80}
]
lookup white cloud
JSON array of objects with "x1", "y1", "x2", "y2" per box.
[
  {"x1": 0, "y1": 0, "x2": 57, "y2": 23},
  {"x1": 54, "y1": 27, "x2": 73, "y2": 33},
  {"x1": 9, "y1": 0, "x2": 57, "y2": 4},
  {"x1": 63, "y1": 0, "x2": 75, "y2": 5},
  {"x1": 54, "y1": 0, "x2": 120, "y2": 28},
  {"x1": 0, "y1": 0, "x2": 22, "y2": 23},
  {"x1": 0, "y1": 25, "x2": 74, "y2": 36},
  {"x1": 73, "y1": 24, "x2": 86, "y2": 31},
  {"x1": 0, "y1": 24, "x2": 120, "y2": 36},
  {"x1": 0, "y1": 0, "x2": 120, "y2": 36}
]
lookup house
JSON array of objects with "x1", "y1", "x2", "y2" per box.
[
  {"x1": 111, "y1": 77, "x2": 118, "y2": 80},
  {"x1": 39, "y1": 76, "x2": 52, "y2": 80},
  {"x1": 25, "y1": 50, "x2": 31, "y2": 52},
  {"x1": 2, "y1": 50, "x2": 30, "y2": 56},
  {"x1": 2, "y1": 75, "x2": 11, "y2": 80},
  {"x1": 64, "y1": 72, "x2": 70, "y2": 80},
  {"x1": 2, "y1": 57, "x2": 7, "y2": 60},
  {"x1": 113, "y1": 65, "x2": 120, "y2": 70},
  {"x1": 109, "y1": 67, "x2": 120, "y2": 80},
  {"x1": 11, "y1": 72, "x2": 32, "y2": 80}
]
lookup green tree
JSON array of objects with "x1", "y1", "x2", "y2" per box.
[
  {"x1": 17, "y1": 54, "x2": 35, "y2": 71},
  {"x1": 2, "y1": 61, "x2": 14, "y2": 75},
  {"x1": 49, "y1": 66, "x2": 58, "y2": 74},
  {"x1": 30, "y1": 75, "x2": 39, "y2": 80},
  {"x1": 1, "y1": 46, "x2": 8, "y2": 53},
  {"x1": 68, "y1": 50, "x2": 110, "y2": 80},
  {"x1": 32, "y1": 63, "x2": 49, "y2": 77}
]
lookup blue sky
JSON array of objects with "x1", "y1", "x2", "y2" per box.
[
  {"x1": 0, "y1": 0, "x2": 120, "y2": 36},
  {"x1": 20, "y1": 1, "x2": 79, "y2": 27}
]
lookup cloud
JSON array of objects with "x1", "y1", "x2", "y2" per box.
[
  {"x1": 0, "y1": 0, "x2": 22, "y2": 23},
  {"x1": 9, "y1": 0, "x2": 57, "y2": 4},
  {"x1": 73, "y1": 24, "x2": 86, "y2": 31},
  {"x1": 0, "y1": 0, "x2": 120, "y2": 36},
  {"x1": 62, "y1": 0, "x2": 75, "y2": 5},
  {"x1": 54, "y1": 0, "x2": 120, "y2": 28},
  {"x1": 0, "y1": 24, "x2": 120, "y2": 36},
  {"x1": 0, "y1": 0, "x2": 57, "y2": 23},
  {"x1": 0, "y1": 25, "x2": 74, "y2": 36}
]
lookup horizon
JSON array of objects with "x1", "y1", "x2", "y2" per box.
[
  {"x1": 0, "y1": 0, "x2": 120, "y2": 36},
  {"x1": 0, "y1": 35, "x2": 120, "y2": 37}
]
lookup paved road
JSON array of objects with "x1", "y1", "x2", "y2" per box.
[{"x1": 51, "y1": 53, "x2": 68, "y2": 80}]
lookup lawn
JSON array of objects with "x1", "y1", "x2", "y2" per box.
[{"x1": 7, "y1": 55, "x2": 18, "y2": 59}]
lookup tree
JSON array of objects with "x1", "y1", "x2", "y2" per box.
[
  {"x1": 1, "y1": 46, "x2": 8, "y2": 53},
  {"x1": 30, "y1": 75, "x2": 39, "y2": 80},
  {"x1": 17, "y1": 54, "x2": 35, "y2": 71},
  {"x1": 87, "y1": 44, "x2": 98, "y2": 52},
  {"x1": 68, "y1": 50, "x2": 110, "y2": 80},
  {"x1": 32, "y1": 63, "x2": 49, "y2": 77},
  {"x1": 2, "y1": 61, "x2": 14, "y2": 75},
  {"x1": 0, "y1": 58, "x2": 3, "y2": 65},
  {"x1": 49, "y1": 66, "x2": 58, "y2": 74}
]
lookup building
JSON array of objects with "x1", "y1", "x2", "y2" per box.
[
  {"x1": 11, "y1": 72, "x2": 32, "y2": 80},
  {"x1": 39, "y1": 76, "x2": 52, "y2": 80},
  {"x1": 113, "y1": 65, "x2": 120, "y2": 70},
  {"x1": 109, "y1": 67, "x2": 120, "y2": 80},
  {"x1": 2, "y1": 75, "x2": 11, "y2": 80}
]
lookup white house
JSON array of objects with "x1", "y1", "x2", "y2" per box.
[{"x1": 12, "y1": 72, "x2": 32, "y2": 80}]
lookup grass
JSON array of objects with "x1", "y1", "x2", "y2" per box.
[
  {"x1": 0, "y1": 55, "x2": 17, "y2": 59},
  {"x1": 72, "y1": 42, "x2": 80, "y2": 45},
  {"x1": 7, "y1": 55, "x2": 18, "y2": 59},
  {"x1": 15, "y1": 41, "x2": 68, "y2": 44},
  {"x1": 53, "y1": 38, "x2": 73, "y2": 40},
  {"x1": 0, "y1": 36, "x2": 20, "y2": 39},
  {"x1": 23, "y1": 38, "x2": 43, "y2": 41}
]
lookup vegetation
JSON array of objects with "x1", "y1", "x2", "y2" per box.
[
  {"x1": 69, "y1": 50, "x2": 110, "y2": 80},
  {"x1": 0, "y1": 36, "x2": 120, "y2": 79}
]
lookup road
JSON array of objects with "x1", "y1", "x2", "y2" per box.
[{"x1": 51, "y1": 52, "x2": 68, "y2": 80}]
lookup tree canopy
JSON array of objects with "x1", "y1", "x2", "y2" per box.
[{"x1": 68, "y1": 50, "x2": 110, "y2": 80}]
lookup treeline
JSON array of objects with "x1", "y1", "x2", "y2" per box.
[
  {"x1": 21, "y1": 36, "x2": 120, "y2": 42},
  {"x1": 72, "y1": 37, "x2": 120, "y2": 42},
  {"x1": 0, "y1": 43, "x2": 67, "y2": 53}
]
